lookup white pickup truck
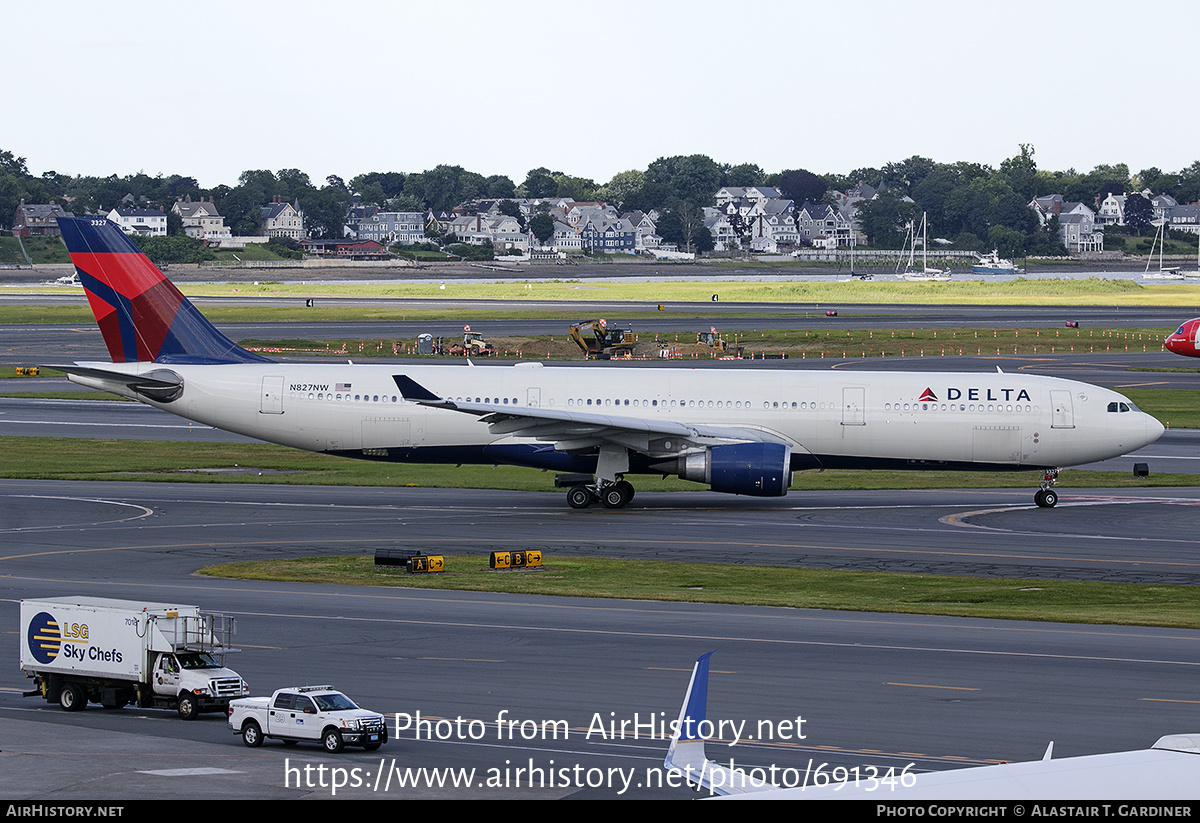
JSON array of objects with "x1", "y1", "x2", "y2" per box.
[{"x1": 227, "y1": 686, "x2": 388, "y2": 753}]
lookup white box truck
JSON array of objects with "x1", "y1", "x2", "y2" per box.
[{"x1": 20, "y1": 596, "x2": 250, "y2": 719}]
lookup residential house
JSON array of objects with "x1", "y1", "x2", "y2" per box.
[
  {"x1": 715, "y1": 186, "x2": 783, "y2": 210},
  {"x1": 172, "y1": 196, "x2": 231, "y2": 242},
  {"x1": 1059, "y1": 212, "x2": 1104, "y2": 253},
  {"x1": 1029, "y1": 196, "x2": 1103, "y2": 253},
  {"x1": 702, "y1": 208, "x2": 736, "y2": 252},
  {"x1": 622, "y1": 210, "x2": 662, "y2": 251},
  {"x1": 579, "y1": 214, "x2": 636, "y2": 253},
  {"x1": 1098, "y1": 192, "x2": 1126, "y2": 225},
  {"x1": 1167, "y1": 204, "x2": 1200, "y2": 235},
  {"x1": 260, "y1": 198, "x2": 304, "y2": 239},
  {"x1": 12, "y1": 200, "x2": 71, "y2": 237},
  {"x1": 300, "y1": 239, "x2": 387, "y2": 259},
  {"x1": 354, "y1": 212, "x2": 425, "y2": 245},
  {"x1": 795, "y1": 202, "x2": 851, "y2": 247},
  {"x1": 107, "y1": 207, "x2": 167, "y2": 237}
]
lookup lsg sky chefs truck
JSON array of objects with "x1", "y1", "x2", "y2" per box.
[{"x1": 20, "y1": 596, "x2": 250, "y2": 719}]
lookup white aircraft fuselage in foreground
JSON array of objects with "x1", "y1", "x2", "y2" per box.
[{"x1": 53, "y1": 217, "x2": 1164, "y2": 509}]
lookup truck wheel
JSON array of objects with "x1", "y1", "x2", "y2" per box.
[
  {"x1": 242, "y1": 720, "x2": 263, "y2": 748},
  {"x1": 322, "y1": 729, "x2": 344, "y2": 753},
  {"x1": 177, "y1": 694, "x2": 198, "y2": 720},
  {"x1": 59, "y1": 683, "x2": 86, "y2": 712}
]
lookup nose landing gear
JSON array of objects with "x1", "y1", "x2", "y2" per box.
[{"x1": 1034, "y1": 469, "x2": 1059, "y2": 508}]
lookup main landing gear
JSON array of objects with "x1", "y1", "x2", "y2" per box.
[
  {"x1": 1034, "y1": 468, "x2": 1059, "y2": 508},
  {"x1": 566, "y1": 480, "x2": 635, "y2": 509}
]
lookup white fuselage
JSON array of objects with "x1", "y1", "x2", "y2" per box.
[{"x1": 71, "y1": 360, "x2": 1164, "y2": 476}]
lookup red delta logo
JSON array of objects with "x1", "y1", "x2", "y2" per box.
[{"x1": 918, "y1": 388, "x2": 937, "y2": 401}]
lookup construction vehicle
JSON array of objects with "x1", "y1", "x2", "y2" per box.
[
  {"x1": 697, "y1": 327, "x2": 743, "y2": 357},
  {"x1": 424, "y1": 326, "x2": 494, "y2": 357},
  {"x1": 569, "y1": 319, "x2": 635, "y2": 359}
]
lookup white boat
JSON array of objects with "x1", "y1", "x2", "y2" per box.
[
  {"x1": 895, "y1": 213, "x2": 950, "y2": 281},
  {"x1": 972, "y1": 250, "x2": 1018, "y2": 274},
  {"x1": 1176, "y1": 230, "x2": 1200, "y2": 279},
  {"x1": 1143, "y1": 220, "x2": 1184, "y2": 281}
]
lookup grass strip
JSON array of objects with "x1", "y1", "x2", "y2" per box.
[
  {"x1": 7, "y1": 276, "x2": 1200, "y2": 307},
  {"x1": 0, "y1": 436, "x2": 1193, "y2": 490},
  {"x1": 197, "y1": 554, "x2": 1200, "y2": 629}
]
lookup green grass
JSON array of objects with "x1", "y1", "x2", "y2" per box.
[
  {"x1": 1120, "y1": 389, "x2": 1200, "y2": 429},
  {"x1": 0, "y1": 236, "x2": 70, "y2": 264},
  {"x1": 197, "y1": 554, "x2": 1200, "y2": 629},
  {"x1": 209, "y1": 245, "x2": 291, "y2": 263},
  {"x1": 11, "y1": 276, "x2": 1200, "y2": 307},
  {"x1": 162, "y1": 277, "x2": 1200, "y2": 306},
  {"x1": 0, "y1": 436, "x2": 1191, "y2": 489}
]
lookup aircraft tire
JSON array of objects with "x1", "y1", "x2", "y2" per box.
[
  {"x1": 616, "y1": 480, "x2": 635, "y2": 503},
  {"x1": 567, "y1": 486, "x2": 593, "y2": 509},
  {"x1": 1036, "y1": 489, "x2": 1058, "y2": 508},
  {"x1": 601, "y1": 484, "x2": 631, "y2": 509}
]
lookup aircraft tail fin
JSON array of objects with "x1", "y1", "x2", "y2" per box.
[
  {"x1": 57, "y1": 216, "x2": 271, "y2": 364},
  {"x1": 664, "y1": 652, "x2": 774, "y2": 796}
]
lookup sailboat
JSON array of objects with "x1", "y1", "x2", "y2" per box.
[
  {"x1": 896, "y1": 213, "x2": 950, "y2": 281},
  {"x1": 1178, "y1": 230, "x2": 1200, "y2": 279},
  {"x1": 1143, "y1": 220, "x2": 1184, "y2": 281}
]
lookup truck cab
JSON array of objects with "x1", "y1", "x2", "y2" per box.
[{"x1": 152, "y1": 651, "x2": 248, "y2": 719}]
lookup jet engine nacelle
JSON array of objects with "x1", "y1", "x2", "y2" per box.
[{"x1": 677, "y1": 442, "x2": 792, "y2": 497}]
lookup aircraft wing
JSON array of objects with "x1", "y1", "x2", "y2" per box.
[
  {"x1": 665, "y1": 652, "x2": 1200, "y2": 800},
  {"x1": 393, "y1": 374, "x2": 794, "y2": 456}
]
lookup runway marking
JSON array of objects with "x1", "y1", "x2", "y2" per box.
[
  {"x1": 0, "y1": 495, "x2": 154, "y2": 534},
  {"x1": 1115, "y1": 381, "x2": 1169, "y2": 387},
  {"x1": 1139, "y1": 697, "x2": 1200, "y2": 705},
  {"x1": 416, "y1": 657, "x2": 505, "y2": 663},
  {"x1": 6, "y1": 523, "x2": 1200, "y2": 570},
  {"x1": 884, "y1": 683, "x2": 980, "y2": 691},
  {"x1": 138, "y1": 768, "x2": 244, "y2": 776},
  {"x1": 390, "y1": 714, "x2": 998, "y2": 765},
  {"x1": 0, "y1": 419, "x2": 215, "y2": 429}
]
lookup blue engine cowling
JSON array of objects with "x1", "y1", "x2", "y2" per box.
[{"x1": 680, "y1": 442, "x2": 792, "y2": 497}]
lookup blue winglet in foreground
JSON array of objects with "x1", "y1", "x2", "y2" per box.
[
  {"x1": 663, "y1": 652, "x2": 770, "y2": 796},
  {"x1": 663, "y1": 653, "x2": 1200, "y2": 800}
]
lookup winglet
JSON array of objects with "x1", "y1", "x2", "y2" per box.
[{"x1": 664, "y1": 652, "x2": 773, "y2": 796}]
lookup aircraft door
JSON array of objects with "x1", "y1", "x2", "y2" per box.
[
  {"x1": 527, "y1": 388, "x2": 541, "y2": 408},
  {"x1": 841, "y1": 387, "x2": 865, "y2": 426},
  {"x1": 260, "y1": 376, "x2": 284, "y2": 414},
  {"x1": 1049, "y1": 390, "x2": 1075, "y2": 429}
]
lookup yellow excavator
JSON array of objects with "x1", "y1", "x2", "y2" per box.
[{"x1": 568, "y1": 319, "x2": 635, "y2": 360}]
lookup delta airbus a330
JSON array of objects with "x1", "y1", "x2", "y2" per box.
[{"x1": 51, "y1": 216, "x2": 1162, "y2": 509}]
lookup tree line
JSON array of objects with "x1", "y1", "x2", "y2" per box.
[{"x1": 5, "y1": 146, "x2": 1200, "y2": 256}]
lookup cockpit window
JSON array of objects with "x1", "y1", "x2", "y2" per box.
[{"x1": 1176, "y1": 326, "x2": 1186, "y2": 335}]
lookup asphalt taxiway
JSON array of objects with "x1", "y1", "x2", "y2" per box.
[
  {"x1": 2, "y1": 296, "x2": 1199, "y2": 799},
  {"x1": 3, "y1": 479, "x2": 1200, "y2": 799}
]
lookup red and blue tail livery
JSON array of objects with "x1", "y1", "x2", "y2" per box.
[{"x1": 57, "y1": 217, "x2": 270, "y2": 365}]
